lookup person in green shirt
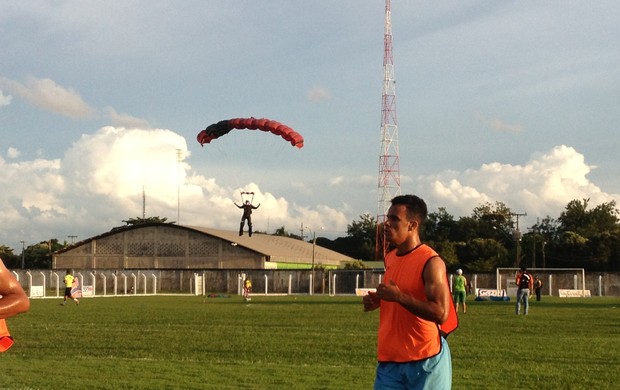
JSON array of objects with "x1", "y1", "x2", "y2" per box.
[{"x1": 452, "y1": 269, "x2": 467, "y2": 314}]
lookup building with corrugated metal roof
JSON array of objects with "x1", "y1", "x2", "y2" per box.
[{"x1": 52, "y1": 223, "x2": 354, "y2": 270}]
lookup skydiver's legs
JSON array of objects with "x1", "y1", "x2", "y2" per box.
[
  {"x1": 239, "y1": 217, "x2": 246, "y2": 236},
  {"x1": 248, "y1": 219, "x2": 253, "y2": 237}
]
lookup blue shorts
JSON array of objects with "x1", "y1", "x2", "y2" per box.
[{"x1": 374, "y1": 337, "x2": 452, "y2": 390}]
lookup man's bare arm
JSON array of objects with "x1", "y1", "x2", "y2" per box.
[{"x1": 0, "y1": 260, "x2": 30, "y2": 319}]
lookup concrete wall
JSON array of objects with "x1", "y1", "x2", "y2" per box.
[{"x1": 53, "y1": 225, "x2": 264, "y2": 270}]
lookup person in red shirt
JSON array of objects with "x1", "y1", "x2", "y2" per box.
[
  {"x1": 515, "y1": 266, "x2": 534, "y2": 315},
  {"x1": 363, "y1": 195, "x2": 457, "y2": 389}
]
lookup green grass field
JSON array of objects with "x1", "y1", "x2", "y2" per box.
[{"x1": 2, "y1": 295, "x2": 619, "y2": 389}]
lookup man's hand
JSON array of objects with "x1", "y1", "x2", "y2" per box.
[
  {"x1": 375, "y1": 280, "x2": 401, "y2": 303},
  {"x1": 363, "y1": 291, "x2": 381, "y2": 312}
]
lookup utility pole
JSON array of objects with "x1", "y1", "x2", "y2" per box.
[
  {"x1": 176, "y1": 149, "x2": 183, "y2": 224},
  {"x1": 20, "y1": 240, "x2": 25, "y2": 269}
]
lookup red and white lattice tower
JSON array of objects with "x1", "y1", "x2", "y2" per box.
[{"x1": 376, "y1": 0, "x2": 401, "y2": 260}]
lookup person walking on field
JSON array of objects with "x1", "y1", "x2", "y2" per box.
[
  {"x1": 363, "y1": 195, "x2": 458, "y2": 389},
  {"x1": 515, "y1": 266, "x2": 533, "y2": 315},
  {"x1": 452, "y1": 269, "x2": 467, "y2": 314}
]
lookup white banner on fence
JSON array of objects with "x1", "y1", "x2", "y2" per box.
[
  {"x1": 559, "y1": 289, "x2": 591, "y2": 298},
  {"x1": 82, "y1": 285, "x2": 94, "y2": 297},
  {"x1": 355, "y1": 288, "x2": 376, "y2": 296},
  {"x1": 476, "y1": 288, "x2": 507, "y2": 297},
  {"x1": 30, "y1": 285, "x2": 44, "y2": 297}
]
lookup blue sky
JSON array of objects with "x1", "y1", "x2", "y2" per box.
[{"x1": 1, "y1": 1, "x2": 619, "y2": 252}]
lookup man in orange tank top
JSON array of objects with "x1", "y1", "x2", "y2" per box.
[
  {"x1": 0, "y1": 258, "x2": 30, "y2": 352},
  {"x1": 363, "y1": 195, "x2": 457, "y2": 389}
]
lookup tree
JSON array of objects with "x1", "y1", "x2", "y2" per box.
[
  {"x1": 424, "y1": 207, "x2": 456, "y2": 242},
  {"x1": 455, "y1": 238, "x2": 509, "y2": 272},
  {"x1": 554, "y1": 199, "x2": 620, "y2": 270},
  {"x1": 345, "y1": 214, "x2": 376, "y2": 261},
  {"x1": 24, "y1": 239, "x2": 64, "y2": 269},
  {"x1": 111, "y1": 216, "x2": 172, "y2": 232},
  {"x1": 0, "y1": 245, "x2": 19, "y2": 268},
  {"x1": 273, "y1": 226, "x2": 301, "y2": 239},
  {"x1": 317, "y1": 214, "x2": 376, "y2": 261}
]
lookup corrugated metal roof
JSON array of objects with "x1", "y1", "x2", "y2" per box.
[{"x1": 186, "y1": 226, "x2": 353, "y2": 265}]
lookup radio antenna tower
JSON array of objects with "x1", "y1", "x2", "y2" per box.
[{"x1": 376, "y1": 0, "x2": 401, "y2": 260}]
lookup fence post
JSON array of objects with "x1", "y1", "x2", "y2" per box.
[
  {"x1": 39, "y1": 272, "x2": 46, "y2": 298},
  {"x1": 88, "y1": 272, "x2": 96, "y2": 297},
  {"x1": 288, "y1": 274, "x2": 292, "y2": 295},
  {"x1": 131, "y1": 273, "x2": 137, "y2": 294},
  {"x1": 548, "y1": 275, "x2": 553, "y2": 296},
  {"x1": 26, "y1": 271, "x2": 32, "y2": 298},
  {"x1": 53, "y1": 272, "x2": 59, "y2": 297},
  {"x1": 329, "y1": 274, "x2": 337, "y2": 296},
  {"x1": 264, "y1": 274, "x2": 268, "y2": 295},
  {"x1": 141, "y1": 274, "x2": 147, "y2": 294},
  {"x1": 121, "y1": 274, "x2": 127, "y2": 295}
]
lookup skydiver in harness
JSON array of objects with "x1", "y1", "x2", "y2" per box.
[{"x1": 235, "y1": 192, "x2": 260, "y2": 237}]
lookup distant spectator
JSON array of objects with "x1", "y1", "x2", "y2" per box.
[
  {"x1": 534, "y1": 276, "x2": 543, "y2": 302},
  {"x1": 243, "y1": 277, "x2": 252, "y2": 301},
  {"x1": 452, "y1": 269, "x2": 467, "y2": 314},
  {"x1": 515, "y1": 266, "x2": 533, "y2": 315}
]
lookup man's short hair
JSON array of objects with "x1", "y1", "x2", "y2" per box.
[{"x1": 391, "y1": 195, "x2": 428, "y2": 222}]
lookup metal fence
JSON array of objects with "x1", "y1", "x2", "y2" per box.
[{"x1": 13, "y1": 269, "x2": 620, "y2": 298}]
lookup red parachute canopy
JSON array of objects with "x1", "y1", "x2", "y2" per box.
[{"x1": 197, "y1": 117, "x2": 304, "y2": 149}]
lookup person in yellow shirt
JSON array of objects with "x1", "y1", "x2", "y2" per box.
[
  {"x1": 243, "y1": 277, "x2": 252, "y2": 301},
  {"x1": 0, "y1": 258, "x2": 30, "y2": 352},
  {"x1": 62, "y1": 269, "x2": 79, "y2": 306}
]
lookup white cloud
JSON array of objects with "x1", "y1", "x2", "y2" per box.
[
  {"x1": 0, "y1": 77, "x2": 96, "y2": 119},
  {"x1": 307, "y1": 86, "x2": 331, "y2": 102},
  {"x1": 0, "y1": 89, "x2": 11, "y2": 106},
  {"x1": 418, "y1": 145, "x2": 617, "y2": 225},
  {"x1": 6, "y1": 147, "x2": 20, "y2": 159},
  {"x1": 476, "y1": 112, "x2": 524, "y2": 133},
  {"x1": 106, "y1": 107, "x2": 151, "y2": 129}
]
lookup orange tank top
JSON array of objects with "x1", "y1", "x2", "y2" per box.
[{"x1": 377, "y1": 244, "x2": 457, "y2": 362}]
